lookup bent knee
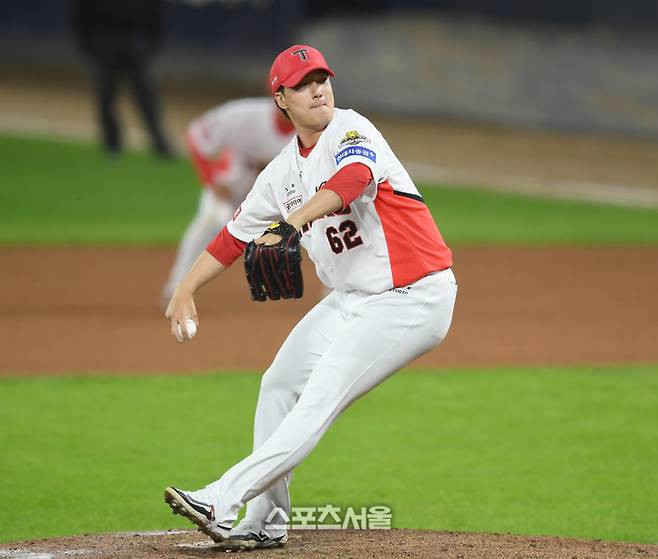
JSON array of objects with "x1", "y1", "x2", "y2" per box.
[{"x1": 260, "y1": 366, "x2": 295, "y2": 397}]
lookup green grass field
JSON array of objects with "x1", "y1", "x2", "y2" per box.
[
  {"x1": 2, "y1": 132, "x2": 657, "y2": 547},
  {"x1": 1, "y1": 133, "x2": 657, "y2": 246},
  {"x1": 1, "y1": 366, "x2": 657, "y2": 544}
]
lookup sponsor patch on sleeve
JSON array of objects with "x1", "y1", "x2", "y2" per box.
[{"x1": 335, "y1": 146, "x2": 377, "y2": 165}]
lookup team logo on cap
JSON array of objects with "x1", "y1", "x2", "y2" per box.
[{"x1": 291, "y1": 48, "x2": 309, "y2": 61}]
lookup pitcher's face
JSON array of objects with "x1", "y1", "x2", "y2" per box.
[{"x1": 275, "y1": 70, "x2": 334, "y2": 133}]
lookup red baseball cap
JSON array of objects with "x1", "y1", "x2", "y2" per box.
[{"x1": 269, "y1": 45, "x2": 335, "y2": 94}]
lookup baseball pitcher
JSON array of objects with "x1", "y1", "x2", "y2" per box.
[{"x1": 164, "y1": 45, "x2": 457, "y2": 551}]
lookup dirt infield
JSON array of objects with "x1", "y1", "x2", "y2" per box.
[
  {"x1": 2, "y1": 529, "x2": 656, "y2": 559},
  {"x1": 1, "y1": 245, "x2": 657, "y2": 375}
]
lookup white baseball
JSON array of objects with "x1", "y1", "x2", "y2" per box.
[{"x1": 177, "y1": 318, "x2": 197, "y2": 339}]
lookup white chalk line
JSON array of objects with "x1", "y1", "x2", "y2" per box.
[
  {"x1": 408, "y1": 162, "x2": 658, "y2": 209},
  {"x1": 0, "y1": 550, "x2": 91, "y2": 559},
  {"x1": 0, "y1": 530, "x2": 191, "y2": 559}
]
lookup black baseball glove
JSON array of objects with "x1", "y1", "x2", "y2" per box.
[{"x1": 244, "y1": 221, "x2": 304, "y2": 301}]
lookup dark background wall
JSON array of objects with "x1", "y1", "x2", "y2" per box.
[
  {"x1": 1, "y1": 0, "x2": 656, "y2": 53},
  {"x1": 310, "y1": 0, "x2": 658, "y2": 25}
]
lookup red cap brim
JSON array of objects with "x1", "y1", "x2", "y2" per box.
[{"x1": 280, "y1": 64, "x2": 335, "y2": 89}]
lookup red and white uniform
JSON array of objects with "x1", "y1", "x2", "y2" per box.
[
  {"x1": 219, "y1": 108, "x2": 451, "y2": 292},
  {"x1": 162, "y1": 98, "x2": 294, "y2": 303},
  {"x1": 195, "y1": 108, "x2": 458, "y2": 536}
]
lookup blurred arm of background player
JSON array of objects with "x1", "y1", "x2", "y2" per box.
[{"x1": 165, "y1": 189, "x2": 342, "y2": 341}]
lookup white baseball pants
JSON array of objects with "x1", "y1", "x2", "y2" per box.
[{"x1": 204, "y1": 268, "x2": 458, "y2": 527}]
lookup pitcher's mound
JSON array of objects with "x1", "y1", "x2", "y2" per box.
[{"x1": 1, "y1": 529, "x2": 655, "y2": 559}]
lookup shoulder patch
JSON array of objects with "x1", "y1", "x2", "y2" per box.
[
  {"x1": 335, "y1": 146, "x2": 377, "y2": 165},
  {"x1": 339, "y1": 130, "x2": 370, "y2": 147}
]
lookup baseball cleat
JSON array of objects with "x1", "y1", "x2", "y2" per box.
[
  {"x1": 217, "y1": 530, "x2": 289, "y2": 551},
  {"x1": 164, "y1": 486, "x2": 231, "y2": 542}
]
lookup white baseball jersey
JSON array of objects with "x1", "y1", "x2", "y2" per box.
[
  {"x1": 188, "y1": 97, "x2": 293, "y2": 175},
  {"x1": 188, "y1": 97, "x2": 294, "y2": 205},
  {"x1": 227, "y1": 108, "x2": 452, "y2": 294}
]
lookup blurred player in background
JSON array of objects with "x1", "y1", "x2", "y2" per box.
[{"x1": 161, "y1": 98, "x2": 295, "y2": 306}]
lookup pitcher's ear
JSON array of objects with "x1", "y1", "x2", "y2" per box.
[{"x1": 274, "y1": 91, "x2": 288, "y2": 110}]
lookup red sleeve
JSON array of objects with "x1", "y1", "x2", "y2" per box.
[
  {"x1": 206, "y1": 226, "x2": 248, "y2": 267},
  {"x1": 187, "y1": 131, "x2": 214, "y2": 186},
  {"x1": 186, "y1": 131, "x2": 232, "y2": 187},
  {"x1": 321, "y1": 162, "x2": 373, "y2": 209}
]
